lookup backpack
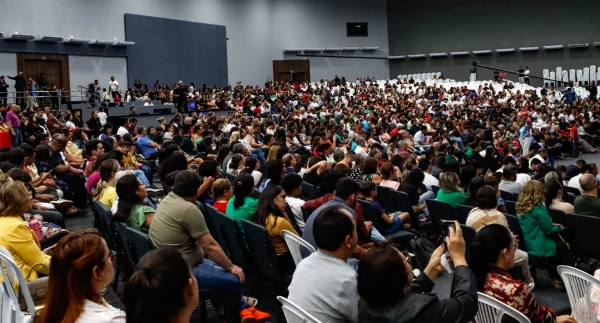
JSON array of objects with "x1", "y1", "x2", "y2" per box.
[{"x1": 409, "y1": 237, "x2": 436, "y2": 271}]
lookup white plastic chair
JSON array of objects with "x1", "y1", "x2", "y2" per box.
[
  {"x1": 426, "y1": 72, "x2": 432, "y2": 80},
  {"x1": 584, "y1": 67, "x2": 590, "y2": 84},
  {"x1": 550, "y1": 72, "x2": 556, "y2": 84},
  {"x1": 570, "y1": 69, "x2": 577, "y2": 82},
  {"x1": 277, "y1": 296, "x2": 323, "y2": 323},
  {"x1": 576, "y1": 69, "x2": 584, "y2": 82},
  {"x1": 557, "y1": 265, "x2": 600, "y2": 323},
  {"x1": 0, "y1": 246, "x2": 35, "y2": 323},
  {"x1": 563, "y1": 70, "x2": 570, "y2": 84},
  {"x1": 591, "y1": 65, "x2": 597, "y2": 82},
  {"x1": 435, "y1": 72, "x2": 442, "y2": 78},
  {"x1": 475, "y1": 292, "x2": 530, "y2": 323},
  {"x1": 282, "y1": 230, "x2": 316, "y2": 266}
]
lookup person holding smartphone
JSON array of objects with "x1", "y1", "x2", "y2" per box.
[{"x1": 357, "y1": 221, "x2": 477, "y2": 322}]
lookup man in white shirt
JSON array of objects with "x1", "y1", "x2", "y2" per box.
[
  {"x1": 568, "y1": 164, "x2": 594, "y2": 194},
  {"x1": 109, "y1": 76, "x2": 119, "y2": 101},
  {"x1": 98, "y1": 107, "x2": 108, "y2": 126},
  {"x1": 354, "y1": 137, "x2": 368, "y2": 157},
  {"x1": 116, "y1": 117, "x2": 130, "y2": 136},
  {"x1": 419, "y1": 158, "x2": 439, "y2": 191},
  {"x1": 413, "y1": 125, "x2": 431, "y2": 150},
  {"x1": 524, "y1": 67, "x2": 530, "y2": 85},
  {"x1": 530, "y1": 150, "x2": 547, "y2": 167},
  {"x1": 281, "y1": 173, "x2": 306, "y2": 230}
]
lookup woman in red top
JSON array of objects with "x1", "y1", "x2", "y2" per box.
[
  {"x1": 470, "y1": 224, "x2": 575, "y2": 323},
  {"x1": 211, "y1": 179, "x2": 233, "y2": 214}
]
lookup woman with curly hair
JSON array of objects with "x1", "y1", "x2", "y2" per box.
[{"x1": 517, "y1": 180, "x2": 568, "y2": 289}]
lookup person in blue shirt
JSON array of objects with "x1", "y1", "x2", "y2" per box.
[
  {"x1": 136, "y1": 127, "x2": 160, "y2": 160},
  {"x1": 561, "y1": 88, "x2": 576, "y2": 105}
]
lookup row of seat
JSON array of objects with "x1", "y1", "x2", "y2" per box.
[
  {"x1": 397, "y1": 72, "x2": 442, "y2": 81},
  {"x1": 543, "y1": 66, "x2": 600, "y2": 87}
]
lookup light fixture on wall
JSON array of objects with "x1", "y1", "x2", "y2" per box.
[
  {"x1": 495, "y1": 48, "x2": 515, "y2": 53},
  {"x1": 63, "y1": 36, "x2": 90, "y2": 44},
  {"x1": 429, "y1": 52, "x2": 448, "y2": 57},
  {"x1": 323, "y1": 48, "x2": 342, "y2": 52},
  {"x1": 472, "y1": 50, "x2": 492, "y2": 55},
  {"x1": 407, "y1": 54, "x2": 426, "y2": 58},
  {"x1": 90, "y1": 40, "x2": 116, "y2": 46},
  {"x1": 303, "y1": 48, "x2": 323, "y2": 52},
  {"x1": 342, "y1": 47, "x2": 359, "y2": 51},
  {"x1": 35, "y1": 36, "x2": 64, "y2": 43},
  {"x1": 519, "y1": 47, "x2": 539, "y2": 51},
  {"x1": 284, "y1": 48, "x2": 303, "y2": 53},
  {"x1": 361, "y1": 47, "x2": 379, "y2": 51},
  {"x1": 568, "y1": 43, "x2": 589, "y2": 48},
  {"x1": 112, "y1": 41, "x2": 135, "y2": 47},
  {"x1": 388, "y1": 55, "x2": 406, "y2": 60},
  {"x1": 543, "y1": 45, "x2": 564, "y2": 50},
  {"x1": 450, "y1": 51, "x2": 469, "y2": 56},
  {"x1": 7, "y1": 33, "x2": 35, "y2": 41},
  {"x1": 594, "y1": 42, "x2": 600, "y2": 47}
]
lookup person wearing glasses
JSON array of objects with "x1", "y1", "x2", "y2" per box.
[
  {"x1": 469, "y1": 224, "x2": 576, "y2": 323},
  {"x1": 357, "y1": 221, "x2": 477, "y2": 322},
  {"x1": 32, "y1": 229, "x2": 126, "y2": 323}
]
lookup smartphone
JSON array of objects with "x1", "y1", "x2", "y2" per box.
[{"x1": 441, "y1": 220, "x2": 456, "y2": 249}]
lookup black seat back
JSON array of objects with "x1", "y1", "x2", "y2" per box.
[
  {"x1": 426, "y1": 199, "x2": 455, "y2": 234},
  {"x1": 431, "y1": 185, "x2": 440, "y2": 196},
  {"x1": 504, "y1": 200, "x2": 517, "y2": 216},
  {"x1": 389, "y1": 189, "x2": 412, "y2": 214},
  {"x1": 225, "y1": 172, "x2": 237, "y2": 186},
  {"x1": 505, "y1": 214, "x2": 527, "y2": 251},
  {"x1": 358, "y1": 199, "x2": 383, "y2": 232},
  {"x1": 455, "y1": 205, "x2": 474, "y2": 224},
  {"x1": 301, "y1": 182, "x2": 317, "y2": 200},
  {"x1": 547, "y1": 208, "x2": 566, "y2": 225},
  {"x1": 566, "y1": 213, "x2": 600, "y2": 260},
  {"x1": 241, "y1": 220, "x2": 283, "y2": 288},
  {"x1": 212, "y1": 210, "x2": 247, "y2": 267},
  {"x1": 90, "y1": 198, "x2": 116, "y2": 251},
  {"x1": 125, "y1": 226, "x2": 154, "y2": 262},
  {"x1": 204, "y1": 204, "x2": 231, "y2": 257},
  {"x1": 285, "y1": 204, "x2": 302, "y2": 235},
  {"x1": 500, "y1": 190, "x2": 519, "y2": 202},
  {"x1": 376, "y1": 186, "x2": 393, "y2": 212}
]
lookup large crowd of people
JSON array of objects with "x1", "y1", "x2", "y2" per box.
[{"x1": 2, "y1": 73, "x2": 598, "y2": 322}]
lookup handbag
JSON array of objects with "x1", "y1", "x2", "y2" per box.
[{"x1": 19, "y1": 262, "x2": 49, "y2": 311}]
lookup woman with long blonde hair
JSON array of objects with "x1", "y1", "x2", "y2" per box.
[
  {"x1": 436, "y1": 172, "x2": 467, "y2": 207},
  {"x1": 93, "y1": 159, "x2": 120, "y2": 208},
  {"x1": 266, "y1": 145, "x2": 279, "y2": 162},
  {"x1": 517, "y1": 180, "x2": 567, "y2": 289},
  {"x1": 229, "y1": 131, "x2": 240, "y2": 143}
]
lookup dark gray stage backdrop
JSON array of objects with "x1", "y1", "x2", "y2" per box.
[
  {"x1": 124, "y1": 14, "x2": 228, "y2": 89},
  {"x1": 387, "y1": 0, "x2": 600, "y2": 86}
]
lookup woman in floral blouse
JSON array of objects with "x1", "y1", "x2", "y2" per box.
[{"x1": 469, "y1": 224, "x2": 575, "y2": 323}]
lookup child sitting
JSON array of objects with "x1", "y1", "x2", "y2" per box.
[{"x1": 360, "y1": 182, "x2": 411, "y2": 233}]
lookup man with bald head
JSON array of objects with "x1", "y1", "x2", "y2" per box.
[{"x1": 574, "y1": 174, "x2": 600, "y2": 217}]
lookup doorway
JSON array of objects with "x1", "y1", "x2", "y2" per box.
[
  {"x1": 16, "y1": 53, "x2": 71, "y2": 102},
  {"x1": 273, "y1": 60, "x2": 310, "y2": 83}
]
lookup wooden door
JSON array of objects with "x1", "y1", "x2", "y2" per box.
[
  {"x1": 17, "y1": 53, "x2": 70, "y2": 101},
  {"x1": 273, "y1": 60, "x2": 310, "y2": 84}
]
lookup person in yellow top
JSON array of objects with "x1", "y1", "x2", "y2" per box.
[
  {"x1": 120, "y1": 141, "x2": 138, "y2": 169},
  {"x1": 93, "y1": 159, "x2": 120, "y2": 209},
  {"x1": 253, "y1": 185, "x2": 299, "y2": 275},
  {"x1": 0, "y1": 179, "x2": 51, "y2": 281}
]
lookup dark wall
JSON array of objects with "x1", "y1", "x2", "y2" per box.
[
  {"x1": 124, "y1": 14, "x2": 228, "y2": 89},
  {"x1": 387, "y1": 0, "x2": 600, "y2": 85}
]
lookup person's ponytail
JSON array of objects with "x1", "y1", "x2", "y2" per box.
[{"x1": 467, "y1": 224, "x2": 513, "y2": 291}]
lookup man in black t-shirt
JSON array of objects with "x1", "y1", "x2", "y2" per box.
[{"x1": 518, "y1": 66, "x2": 525, "y2": 83}]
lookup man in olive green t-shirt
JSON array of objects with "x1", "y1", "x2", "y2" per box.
[
  {"x1": 574, "y1": 174, "x2": 600, "y2": 218},
  {"x1": 149, "y1": 171, "x2": 251, "y2": 317}
]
